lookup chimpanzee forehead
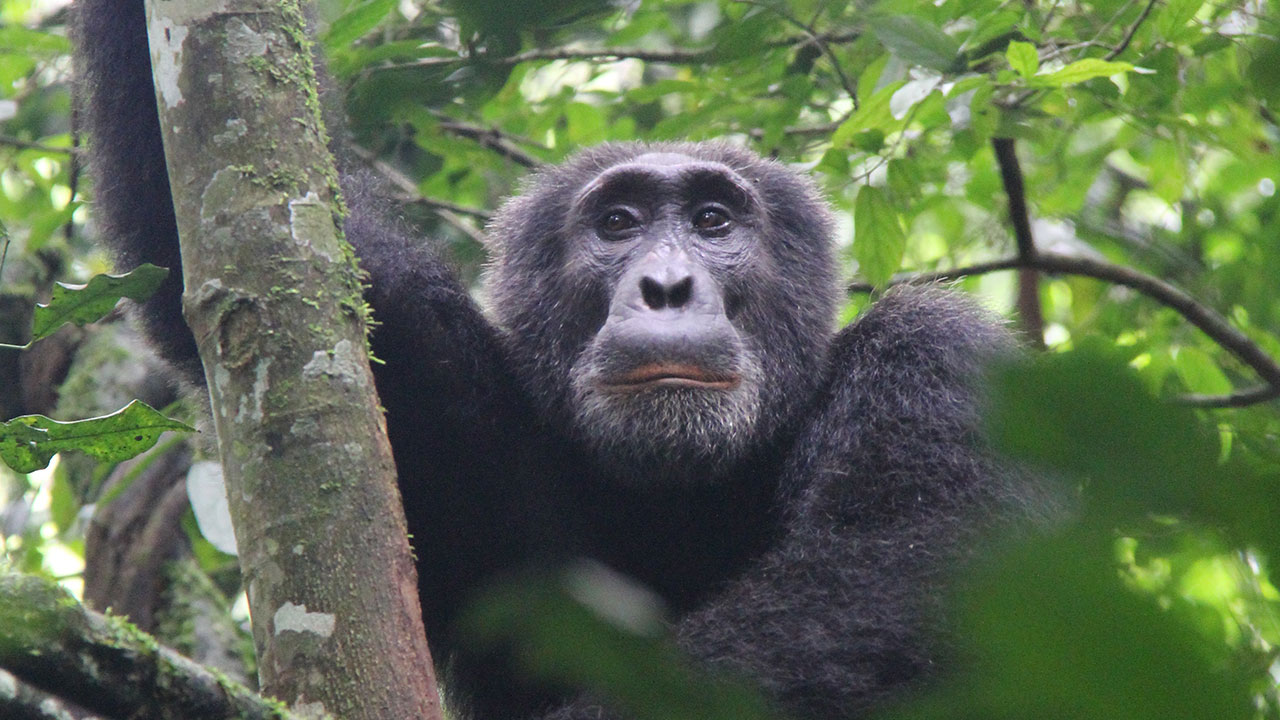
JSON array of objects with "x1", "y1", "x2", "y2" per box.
[
  {"x1": 574, "y1": 160, "x2": 757, "y2": 211},
  {"x1": 631, "y1": 151, "x2": 699, "y2": 167}
]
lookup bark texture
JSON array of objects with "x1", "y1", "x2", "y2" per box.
[
  {"x1": 0, "y1": 573, "x2": 295, "y2": 720},
  {"x1": 140, "y1": 2, "x2": 440, "y2": 717}
]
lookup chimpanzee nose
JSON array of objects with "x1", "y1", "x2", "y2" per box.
[
  {"x1": 640, "y1": 273, "x2": 693, "y2": 310},
  {"x1": 609, "y1": 245, "x2": 725, "y2": 322}
]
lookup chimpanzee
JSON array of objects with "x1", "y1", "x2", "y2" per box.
[{"x1": 73, "y1": 2, "x2": 1044, "y2": 718}]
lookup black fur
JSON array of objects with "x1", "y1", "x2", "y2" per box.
[{"x1": 73, "y1": 3, "x2": 1043, "y2": 718}]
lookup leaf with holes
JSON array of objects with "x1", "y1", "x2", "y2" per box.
[
  {"x1": 0, "y1": 400, "x2": 193, "y2": 473},
  {"x1": 30, "y1": 264, "x2": 168, "y2": 343}
]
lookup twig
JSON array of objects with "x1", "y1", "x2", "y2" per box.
[
  {"x1": 346, "y1": 145, "x2": 493, "y2": 232},
  {"x1": 399, "y1": 46, "x2": 711, "y2": 69},
  {"x1": 734, "y1": 0, "x2": 859, "y2": 110},
  {"x1": 993, "y1": 136, "x2": 1046, "y2": 347},
  {"x1": 0, "y1": 135, "x2": 76, "y2": 155},
  {"x1": 372, "y1": 30, "x2": 861, "y2": 73},
  {"x1": 1106, "y1": 0, "x2": 1160, "y2": 60},
  {"x1": 433, "y1": 117, "x2": 545, "y2": 169},
  {"x1": 847, "y1": 253, "x2": 1280, "y2": 407},
  {"x1": 409, "y1": 195, "x2": 493, "y2": 222}
]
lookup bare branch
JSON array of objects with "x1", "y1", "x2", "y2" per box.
[
  {"x1": 0, "y1": 135, "x2": 77, "y2": 155},
  {"x1": 733, "y1": 0, "x2": 859, "y2": 109},
  {"x1": 410, "y1": 196, "x2": 493, "y2": 223},
  {"x1": 1178, "y1": 384, "x2": 1280, "y2": 408},
  {"x1": 434, "y1": 117, "x2": 546, "y2": 169},
  {"x1": 346, "y1": 144, "x2": 493, "y2": 230},
  {"x1": 1106, "y1": 0, "x2": 1160, "y2": 60},
  {"x1": 992, "y1": 136, "x2": 1046, "y2": 347},
  {"x1": 848, "y1": 253, "x2": 1280, "y2": 407},
  {"x1": 372, "y1": 30, "x2": 861, "y2": 73}
]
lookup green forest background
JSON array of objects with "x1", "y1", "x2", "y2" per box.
[{"x1": 1, "y1": 0, "x2": 1279, "y2": 717}]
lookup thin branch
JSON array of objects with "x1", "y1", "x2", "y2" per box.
[
  {"x1": 1177, "y1": 385, "x2": 1280, "y2": 408},
  {"x1": 747, "y1": 117, "x2": 844, "y2": 139},
  {"x1": 372, "y1": 30, "x2": 861, "y2": 73},
  {"x1": 848, "y1": 253, "x2": 1280, "y2": 407},
  {"x1": 1106, "y1": 0, "x2": 1160, "y2": 60},
  {"x1": 410, "y1": 195, "x2": 493, "y2": 222},
  {"x1": 992, "y1": 138, "x2": 1036, "y2": 260},
  {"x1": 346, "y1": 145, "x2": 493, "y2": 231},
  {"x1": 993, "y1": 136, "x2": 1046, "y2": 347},
  {"x1": 734, "y1": 0, "x2": 859, "y2": 110},
  {"x1": 846, "y1": 258, "x2": 1021, "y2": 292},
  {"x1": 0, "y1": 135, "x2": 77, "y2": 155},
  {"x1": 433, "y1": 117, "x2": 545, "y2": 169},
  {"x1": 433, "y1": 208, "x2": 488, "y2": 246}
]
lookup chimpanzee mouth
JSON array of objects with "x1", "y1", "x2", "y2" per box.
[{"x1": 599, "y1": 363, "x2": 741, "y2": 391}]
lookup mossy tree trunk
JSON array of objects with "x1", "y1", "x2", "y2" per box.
[{"x1": 140, "y1": 2, "x2": 442, "y2": 718}]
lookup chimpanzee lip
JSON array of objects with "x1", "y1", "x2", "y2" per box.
[{"x1": 600, "y1": 363, "x2": 740, "y2": 391}]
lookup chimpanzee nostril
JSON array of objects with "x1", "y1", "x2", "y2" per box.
[
  {"x1": 668, "y1": 276, "x2": 693, "y2": 308},
  {"x1": 640, "y1": 274, "x2": 695, "y2": 310},
  {"x1": 640, "y1": 276, "x2": 666, "y2": 309}
]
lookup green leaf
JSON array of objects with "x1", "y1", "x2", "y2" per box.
[
  {"x1": 853, "y1": 186, "x2": 906, "y2": 288},
  {"x1": 1006, "y1": 40, "x2": 1039, "y2": 79},
  {"x1": 985, "y1": 348, "x2": 1215, "y2": 514},
  {"x1": 866, "y1": 15, "x2": 961, "y2": 72},
  {"x1": 30, "y1": 264, "x2": 168, "y2": 343},
  {"x1": 1173, "y1": 346, "x2": 1233, "y2": 396},
  {"x1": 1157, "y1": 0, "x2": 1202, "y2": 42},
  {"x1": 832, "y1": 80, "x2": 904, "y2": 142},
  {"x1": 0, "y1": 401, "x2": 194, "y2": 474},
  {"x1": 564, "y1": 102, "x2": 607, "y2": 145},
  {"x1": 465, "y1": 565, "x2": 778, "y2": 720},
  {"x1": 1030, "y1": 58, "x2": 1134, "y2": 87},
  {"x1": 323, "y1": 0, "x2": 397, "y2": 48},
  {"x1": 0, "y1": 27, "x2": 71, "y2": 56}
]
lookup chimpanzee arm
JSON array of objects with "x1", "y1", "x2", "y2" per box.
[
  {"x1": 541, "y1": 287, "x2": 1044, "y2": 720},
  {"x1": 670, "y1": 286, "x2": 1043, "y2": 719}
]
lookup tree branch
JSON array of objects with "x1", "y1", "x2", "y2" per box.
[
  {"x1": 373, "y1": 30, "x2": 861, "y2": 72},
  {"x1": 847, "y1": 253, "x2": 1280, "y2": 407},
  {"x1": 0, "y1": 668, "x2": 108, "y2": 720},
  {"x1": 1106, "y1": 0, "x2": 1160, "y2": 60},
  {"x1": 0, "y1": 573, "x2": 301, "y2": 720},
  {"x1": 434, "y1": 116, "x2": 545, "y2": 169},
  {"x1": 733, "y1": 0, "x2": 859, "y2": 109},
  {"x1": 346, "y1": 145, "x2": 494, "y2": 235},
  {"x1": 993, "y1": 136, "x2": 1046, "y2": 347},
  {"x1": 141, "y1": 4, "x2": 441, "y2": 717},
  {"x1": 0, "y1": 135, "x2": 77, "y2": 155}
]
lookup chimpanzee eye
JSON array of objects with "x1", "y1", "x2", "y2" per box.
[
  {"x1": 693, "y1": 207, "x2": 730, "y2": 231},
  {"x1": 601, "y1": 210, "x2": 638, "y2": 234}
]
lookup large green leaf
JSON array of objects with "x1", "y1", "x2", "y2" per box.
[
  {"x1": 323, "y1": 0, "x2": 397, "y2": 48},
  {"x1": 30, "y1": 264, "x2": 168, "y2": 343},
  {"x1": 867, "y1": 15, "x2": 961, "y2": 72},
  {"x1": 1029, "y1": 58, "x2": 1135, "y2": 87},
  {"x1": 0, "y1": 401, "x2": 193, "y2": 474}
]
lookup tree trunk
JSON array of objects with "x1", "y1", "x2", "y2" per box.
[{"x1": 140, "y1": 2, "x2": 441, "y2": 717}]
